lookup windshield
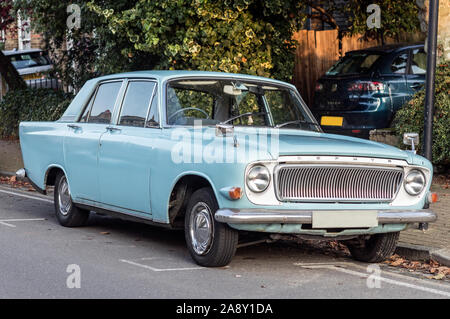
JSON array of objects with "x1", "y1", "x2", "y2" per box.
[
  {"x1": 8, "y1": 51, "x2": 51, "y2": 70},
  {"x1": 166, "y1": 79, "x2": 320, "y2": 132},
  {"x1": 326, "y1": 53, "x2": 381, "y2": 76}
]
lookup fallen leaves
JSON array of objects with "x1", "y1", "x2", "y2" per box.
[
  {"x1": 384, "y1": 254, "x2": 450, "y2": 280},
  {"x1": 0, "y1": 175, "x2": 35, "y2": 191}
]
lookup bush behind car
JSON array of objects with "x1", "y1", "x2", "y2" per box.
[
  {"x1": 0, "y1": 88, "x2": 73, "y2": 138},
  {"x1": 393, "y1": 62, "x2": 450, "y2": 166}
]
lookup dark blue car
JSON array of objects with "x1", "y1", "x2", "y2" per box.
[{"x1": 312, "y1": 43, "x2": 427, "y2": 138}]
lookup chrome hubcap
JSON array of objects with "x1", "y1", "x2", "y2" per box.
[
  {"x1": 189, "y1": 202, "x2": 214, "y2": 255},
  {"x1": 58, "y1": 176, "x2": 71, "y2": 216}
]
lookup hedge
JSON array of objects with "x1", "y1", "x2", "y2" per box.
[
  {"x1": 0, "y1": 88, "x2": 73, "y2": 138},
  {"x1": 393, "y1": 62, "x2": 450, "y2": 166}
]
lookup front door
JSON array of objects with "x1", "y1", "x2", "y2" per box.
[
  {"x1": 64, "y1": 80, "x2": 124, "y2": 202},
  {"x1": 98, "y1": 80, "x2": 159, "y2": 215}
]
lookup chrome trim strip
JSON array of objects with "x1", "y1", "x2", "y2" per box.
[{"x1": 215, "y1": 208, "x2": 436, "y2": 225}]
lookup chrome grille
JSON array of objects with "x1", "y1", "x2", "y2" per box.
[{"x1": 275, "y1": 165, "x2": 404, "y2": 202}]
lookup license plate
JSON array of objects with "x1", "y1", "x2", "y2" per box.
[
  {"x1": 321, "y1": 116, "x2": 343, "y2": 126},
  {"x1": 23, "y1": 73, "x2": 42, "y2": 81},
  {"x1": 312, "y1": 211, "x2": 378, "y2": 228}
]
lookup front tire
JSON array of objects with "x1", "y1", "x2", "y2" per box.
[
  {"x1": 54, "y1": 172, "x2": 89, "y2": 227},
  {"x1": 346, "y1": 232, "x2": 399, "y2": 263},
  {"x1": 185, "y1": 187, "x2": 238, "y2": 267}
]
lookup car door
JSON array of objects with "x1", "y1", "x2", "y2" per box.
[
  {"x1": 378, "y1": 51, "x2": 409, "y2": 113},
  {"x1": 98, "y1": 80, "x2": 159, "y2": 215},
  {"x1": 406, "y1": 47, "x2": 427, "y2": 97},
  {"x1": 64, "y1": 80, "x2": 124, "y2": 203}
]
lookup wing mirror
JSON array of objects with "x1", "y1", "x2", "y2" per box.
[{"x1": 403, "y1": 132, "x2": 419, "y2": 153}]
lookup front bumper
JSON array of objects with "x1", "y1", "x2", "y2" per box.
[{"x1": 215, "y1": 208, "x2": 436, "y2": 225}]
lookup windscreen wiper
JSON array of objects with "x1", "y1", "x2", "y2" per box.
[{"x1": 275, "y1": 119, "x2": 321, "y2": 129}]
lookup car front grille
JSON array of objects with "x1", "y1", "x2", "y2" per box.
[{"x1": 275, "y1": 164, "x2": 404, "y2": 202}]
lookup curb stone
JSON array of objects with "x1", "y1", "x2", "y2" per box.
[
  {"x1": 431, "y1": 249, "x2": 450, "y2": 267},
  {"x1": 396, "y1": 243, "x2": 450, "y2": 267}
]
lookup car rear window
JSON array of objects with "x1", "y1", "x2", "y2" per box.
[
  {"x1": 326, "y1": 53, "x2": 381, "y2": 76},
  {"x1": 8, "y1": 51, "x2": 51, "y2": 69}
]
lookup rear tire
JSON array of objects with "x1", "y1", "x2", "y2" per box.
[
  {"x1": 184, "y1": 187, "x2": 238, "y2": 267},
  {"x1": 346, "y1": 232, "x2": 399, "y2": 263},
  {"x1": 54, "y1": 172, "x2": 89, "y2": 227}
]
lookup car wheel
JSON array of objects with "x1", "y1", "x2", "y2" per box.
[
  {"x1": 185, "y1": 187, "x2": 238, "y2": 267},
  {"x1": 54, "y1": 172, "x2": 89, "y2": 227},
  {"x1": 346, "y1": 232, "x2": 399, "y2": 263}
]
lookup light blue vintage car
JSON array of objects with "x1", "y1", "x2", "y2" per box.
[{"x1": 19, "y1": 71, "x2": 436, "y2": 267}]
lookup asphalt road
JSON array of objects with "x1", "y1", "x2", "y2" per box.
[{"x1": 0, "y1": 185, "x2": 449, "y2": 299}]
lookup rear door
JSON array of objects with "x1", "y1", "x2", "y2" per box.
[
  {"x1": 98, "y1": 80, "x2": 159, "y2": 215},
  {"x1": 406, "y1": 47, "x2": 427, "y2": 97},
  {"x1": 64, "y1": 80, "x2": 124, "y2": 202}
]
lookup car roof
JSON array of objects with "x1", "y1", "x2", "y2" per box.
[
  {"x1": 346, "y1": 43, "x2": 424, "y2": 55},
  {"x1": 2, "y1": 48, "x2": 45, "y2": 56},
  {"x1": 91, "y1": 70, "x2": 295, "y2": 89}
]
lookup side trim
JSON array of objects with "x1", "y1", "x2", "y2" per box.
[{"x1": 74, "y1": 203, "x2": 175, "y2": 229}]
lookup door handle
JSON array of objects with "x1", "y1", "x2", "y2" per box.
[
  {"x1": 67, "y1": 124, "x2": 81, "y2": 130},
  {"x1": 106, "y1": 126, "x2": 121, "y2": 133}
]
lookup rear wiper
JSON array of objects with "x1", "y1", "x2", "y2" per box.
[
  {"x1": 275, "y1": 119, "x2": 321, "y2": 129},
  {"x1": 220, "y1": 112, "x2": 267, "y2": 125}
]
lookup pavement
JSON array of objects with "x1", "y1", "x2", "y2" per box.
[
  {"x1": 0, "y1": 184, "x2": 449, "y2": 299},
  {"x1": 396, "y1": 184, "x2": 450, "y2": 266}
]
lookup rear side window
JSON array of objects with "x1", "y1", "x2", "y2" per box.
[
  {"x1": 326, "y1": 53, "x2": 381, "y2": 75},
  {"x1": 118, "y1": 81, "x2": 157, "y2": 127},
  {"x1": 391, "y1": 53, "x2": 408, "y2": 74},
  {"x1": 83, "y1": 81, "x2": 122, "y2": 124},
  {"x1": 410, "y1": 48, "x2": 427, "y2": 75}
]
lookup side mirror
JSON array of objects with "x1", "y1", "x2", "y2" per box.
[
  {"x1": 216, "y1": 123, "x2": 234, "y2": 137},
  {"x1": 403, "y1": 132, "x2": 419, "y2": 153}
]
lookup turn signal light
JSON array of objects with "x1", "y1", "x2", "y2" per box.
[
  {"x1": 428, "y1": 192, "x2": 438, "y2": 203},
  {"x1": 229, "y1": 187, "x2": 243, "y2": 200}
]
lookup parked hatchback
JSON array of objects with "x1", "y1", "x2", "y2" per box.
[
  {"x1": 312, "y1": 43, "x2": 427, "y2": 138},
  {"x1": 3, "y1": 48, "x2": 59, "y2": 89}
]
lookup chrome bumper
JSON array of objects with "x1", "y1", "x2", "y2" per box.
[{"x1": 215, "y1": 208, "x2": 436, "y2": 225}]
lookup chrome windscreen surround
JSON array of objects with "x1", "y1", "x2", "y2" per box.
[{"x1": 274, "y1": 164, "x2": 404, "y2": 203}]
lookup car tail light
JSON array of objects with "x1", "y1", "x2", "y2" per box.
[
  {"x1": 315, "y1": 83, "x2": 323, "y2": 91},
  {"x1": 348, "y1": 81, "x2": 384, "y2": 93}
]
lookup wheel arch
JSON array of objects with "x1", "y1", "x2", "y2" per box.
[
  {"x1": 45, "y1": 164, "x2": 68, "y2": 187},
  {"x1": 167, "y1": 172, "x2": 218, "y2": 228}
]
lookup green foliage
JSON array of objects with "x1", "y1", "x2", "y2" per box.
[
  {"x1": 0, "y1": 88, "x2": 73, "y2": 138},
  {"x1": 393, "y1": 62, "x2": 450, "y2": 165},
  {"x1": 87, "y1": 0, "x2": 307, "y2": 81},
  {"x1": 13, "y1": 0, "x2": 422, "y2": 90},
  {"x1": 343, "y1": 0, "x2": 420, "y2": 40}
]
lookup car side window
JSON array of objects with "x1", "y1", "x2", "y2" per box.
[
  {"x1": 391, "y1": 53, "x2": 408, "y2": 74},
  {"x1": 410, "y1": 48, "x2": 427, "y2": 75},
  {"x1": 85, "y1": 81, "x2": 123, "y2": 124},
  {"x1": 118, "y1": 81, "x2": 157, "y2": 128}
]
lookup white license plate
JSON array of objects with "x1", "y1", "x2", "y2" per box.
[{"x1": 312, "y1": 211, "x2": 378, "y2": 228}]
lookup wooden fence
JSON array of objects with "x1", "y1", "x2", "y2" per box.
[{"x1": 293, "y1": 30, "x2": 425, "y2": 106}]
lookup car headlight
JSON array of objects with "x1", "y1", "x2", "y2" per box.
[
  {"x1": 246, "y1": 165, "x2": 270, "y2": 193},
  {"x1": 404, "y1": 170, "x2": 426, "y2": 196}
]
